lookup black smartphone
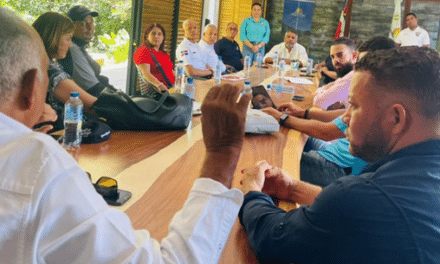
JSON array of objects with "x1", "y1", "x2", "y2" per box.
[
  {"x1": 251, "y1": 85, "x2": 276, "y2": 109},
  {"x1": 103, "y1": 189, "x2": 132, "y2": 206},
  {"x1": 292, "y1": 95, "x2": 304, "y2": 101}
]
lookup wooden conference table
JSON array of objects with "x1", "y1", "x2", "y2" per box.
[{"x1": 74, "y1": 66, "x2": 318, "y2": 263}]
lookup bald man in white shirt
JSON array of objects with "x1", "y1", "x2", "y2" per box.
[{"x1": 0, "y1": 7, "x2": 251, "y2": 264}]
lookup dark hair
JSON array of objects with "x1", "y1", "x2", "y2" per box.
[
  {"x1": 285, "y1": 30, "x2": 297, "y2": 36},
  {"x1": 141, "y1": 23, "x2": 166, "y2": 52},
  {"x1": 252, "y1": 2, "x2": 262, "y2": 8},
  {"x1": 333, "y1": 37, "x2": 356, "y2": 52},
  {"x1": 357, "y1": 36, "x2": 396, "y2": 53},
  {"x1": 355, "y1": 46, "x2": 440, "y2": 118},
  {"x1": 405, "y1": 12, "x2": 417, "y2": 19},
  {"x1": 33, "y1": 12, "x2": 74, "y2": 60}
]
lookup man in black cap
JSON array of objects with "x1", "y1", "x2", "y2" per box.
[{"x1": 59, "y1": 5, "x2": 114, "y2": 96}]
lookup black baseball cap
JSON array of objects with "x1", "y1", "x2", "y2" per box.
[{"x1": 67, "y1": 5, "x2": 99, "y2": 22}]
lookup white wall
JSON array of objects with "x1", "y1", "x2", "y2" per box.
[{"x1": 201, "y1": 0, "x2": 220, "y2": 30}]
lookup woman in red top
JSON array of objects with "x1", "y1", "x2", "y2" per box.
[{"x1": 134, "y1": 23, "x2": 175, "y2": 91}]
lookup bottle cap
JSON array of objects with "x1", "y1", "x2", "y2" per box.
[
  {"x1": 267, "y1": 84, "x2": 272, "y2": 89},
  {"x1": 179, "y1": 60, "x2": 183, "y2": 63},
  {"x1": 218, "y1": 56, "x2": 222, "y2": 60},
  {"x1": 245, "y1": 81, "x2": 251, "y2": 85},
  {"x1": 187, "y1": 77, "x2": 194, "y2": 84},
  {"x1": 70, "y1": 92, "x2": 80, "y2": 97}
]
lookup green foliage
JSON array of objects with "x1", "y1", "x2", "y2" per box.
[
  {"x1": 98, "y1": 29, "x2": 130, "y2": 63},
  {"x1": 1, "y1": 0, "x2": 131, "y2": 63}
]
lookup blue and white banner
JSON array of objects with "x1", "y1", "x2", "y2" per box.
[{"x1": 283, "y1": 0, "x2": 315, "y2": 32}]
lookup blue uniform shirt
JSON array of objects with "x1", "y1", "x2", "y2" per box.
[{"x1": 240, "y1": 17, "x2": 270, "y2": 44}]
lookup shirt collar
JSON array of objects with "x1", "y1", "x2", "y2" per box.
[
  {"x1": 250, "y1": 17, "x2": 264, "y2": 24},
  {"x1": 199, "y1": 39, "x2": 214, "y2": 49},
  {"x1": 362, "y1": 139, "x2": 440, "y2": 173},
  {"x1": 72, "y1": 36, "x2": 89, "y2": 48},
  {"x1": 0, "y1": 112, "x2": 32, "y2": 133}
]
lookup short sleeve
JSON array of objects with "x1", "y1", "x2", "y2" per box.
[
  {"x1": 333, "y1": 116, "x2": 347, "y2": 133},
  {"x1": 133, "y1": 47, "x2": 151, "y2": 65}
]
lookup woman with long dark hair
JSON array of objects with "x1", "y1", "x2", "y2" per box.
[{"x1": 133, "y1": 23, "x2": 175, "y2": 91}]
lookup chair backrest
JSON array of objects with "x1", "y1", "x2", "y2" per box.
[{"x1": 136, "y1": 65, "x2": 151, "y2": 96}]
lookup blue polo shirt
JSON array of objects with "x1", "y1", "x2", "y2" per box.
[
  {"x1": 318, "y1": 117, "x2": 368, "y2": 175},
  {"x1": 240, "y1": 17, "x2": 270, "y2": 44},
  {"x1": 214, "y1": 37, "x2": 244, "y2": 71}
]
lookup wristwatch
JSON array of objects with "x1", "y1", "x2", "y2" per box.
[{"x1": 279, "y1": 113, "x2": 289, "y2": 126}]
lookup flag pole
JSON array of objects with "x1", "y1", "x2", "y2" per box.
[{"x1": 343, "y1": 0, "x2": 353, "y2": 37}]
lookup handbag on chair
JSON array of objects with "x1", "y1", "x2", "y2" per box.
[{"x1": 92, "y1": 87, "x2": 193, "y2": 131}]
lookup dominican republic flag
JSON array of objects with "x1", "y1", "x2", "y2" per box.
[
  {"x1": 334, "y1": 0, "x2": 348, "y2": 40},
  {"x1": 389, "y1": 0, "x2": 403, "y2": 40}
]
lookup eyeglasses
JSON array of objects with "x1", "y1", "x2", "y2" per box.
[{"x1": 86, "y1": 172, "x2": 118, "y2": 197}]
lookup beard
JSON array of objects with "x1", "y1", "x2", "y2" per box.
[
  {"x1": 347, "y1": 118, "x2": 390, "y2": 163},
  {"x1": 335, "y1": 63, "x2": 354, "y2": 78}
]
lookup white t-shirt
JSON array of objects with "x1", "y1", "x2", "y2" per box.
[
  {"x1": 263, "y1": 42, "x2": 309, "y2": 67},
  {"x1": 176, "y1": 38, "x2": 209, "y2": 71},
  {"x1": 0, "y1": 112, "x2": 243, "y2": 264},
  {"x1": 199, "y1": 39, "x2": 227, "y2": 73},
  {"x1": 395, "y1": 26, "x2": 430, "y2": 47}
]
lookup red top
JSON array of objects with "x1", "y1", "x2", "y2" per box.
[{"x1": 133, "y1": 46, "x2": 175, "y2": 86}]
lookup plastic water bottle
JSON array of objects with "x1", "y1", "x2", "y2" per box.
[
  {"x1": 279, "y1": 58, "x2": 286, "y2": 78},
  {"x1": 243, "y1": 81, "x2": 252, "y2": 108},
  {"x1": 175, "y1": 60, "x2": 185, "y2": 90},
  {"x1": 307, "y1": 56, "x2": 314, "y2": 76},
  {"x1": 244, "y1": 55, "x2": 251, "y2": 78},
  {"x1": 275, "y1": 82, "x2": 283, "y2": 95},
  {"x1": 63, "y1": 92, "x2": 83, "y2": 148},
  {"x1": 273, "y1": 51, "x2": 279, "y2": 71},
  {"x1": 214, "y1": 56, "x2": 222, "y2": 84},
  {"x1": 291, "y1": 59, "x2": 300, "y2": 77},
  {"x1": 183, "y1": 77, "x2": 195, "y2": 100},
  {"x1": 256, "y1": 52, "x2": 263, "y2": 68},
  {"x1": 244, "y1": 81, "x2": 252, "y2": 94}
]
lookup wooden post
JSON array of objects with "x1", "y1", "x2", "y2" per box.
[{"x1": 343, "y1": 0, "x2": 354, "y2": 37}]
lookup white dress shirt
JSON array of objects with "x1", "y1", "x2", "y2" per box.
[
  {"x1": 395, "y1": 26, "x2": 430, "y2": 47},
  {"x1": 199, "y1": 39, "x2": 227, "y2": 73},
  {"x1": 0, "y1": 112, "x2": 243, "y2": 264},
  {"x1": 264, "y1": 42, "x2": 309, "y2": 67},
  {"x1": 176, "y1": 38, "x2": 209, "y2": 71}
]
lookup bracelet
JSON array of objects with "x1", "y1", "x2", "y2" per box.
[{"x1": 304, "y1": 109, "x2": 310, "y2": 119}]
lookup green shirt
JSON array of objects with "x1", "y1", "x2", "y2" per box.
[{"x1": 240, "y1": 17, "x2": 270, "y2": 44}]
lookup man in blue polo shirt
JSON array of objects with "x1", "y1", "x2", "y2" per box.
[
  {"x1": 214, "y1": 22, "x2": 244, "y2": 71},
  {"x1": 240, "y1": 3, "x2": 270, "y2": 65}
]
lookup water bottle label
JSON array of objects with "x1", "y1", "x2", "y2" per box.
[{"x1": 65, "y1": 106, "x2": 83, "y2": 121}]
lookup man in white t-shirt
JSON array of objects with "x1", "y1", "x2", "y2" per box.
[
  {"x1": 199, "y1": 24, "x2": 227, "y2": 73},
  {"x1": 176, "y1": 19, "x2": 213, "y2": 78},
  {"x1": 264, "y1": 30, "x2": 308, "y2": 67},
  {"x1": 396, "y1": 12, "x2": 430, "y2": 48}
]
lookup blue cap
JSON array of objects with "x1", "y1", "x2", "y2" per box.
[
  {"x1": 245, "y1": 81, "x2": 251, "y2": 85},
  {"x1": 187, "y1": 77, "x2": 194, "y2": 84},
  {"x1": 218, "y1": 56, "x2": 222, "y2": 60},
  {"x1": 70, "y1": 92, "x2": 80, "y2": 97}
]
